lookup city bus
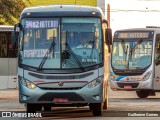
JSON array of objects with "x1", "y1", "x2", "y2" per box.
[
  {"x1": 110, "y1": 27, "x2": 160, "y2": 98},
  {"x1": 0, "y1": 25, "x2": 17, "y2": 89},
  {"x1": 13, "y1": 5, "x2": 112, "y2": 116}
]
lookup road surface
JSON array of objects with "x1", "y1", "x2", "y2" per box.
[{"x1": 0, "y1": 88, "x2": 160, "y2": 119}]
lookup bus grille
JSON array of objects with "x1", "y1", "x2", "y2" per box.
[
  {"x1": 39, "y1": 87, "x2": 82, "y2": 90},
  {"x1": 117, "y1": 82, "x2": 139, "y2": 88},
  {"x1": 38, "y1": 93, "x2": 85, "y2": 102},
  {"x1": 29, "y1": 72, "x2": 93, "y2": 79}
]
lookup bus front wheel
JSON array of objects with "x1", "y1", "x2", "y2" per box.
[
  {"x1": 136, "y1": 90, "x2": 150, "y2": 98},
  {"x1": 103, "y1": 87, "x2": 109, "y2": 110},
  {"x1": 89, "y1": 103, "x2": 102, "y2": 116},
  {"x1": 26, "y1": 104, "x2": 36, "y2": 113}
]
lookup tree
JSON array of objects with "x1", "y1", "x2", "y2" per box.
[{"x1": 0, "y1": 0, "x2": 26, "y2": 25}]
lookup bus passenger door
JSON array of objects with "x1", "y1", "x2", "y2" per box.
[{"x1": 154, "y1": 34, "x2": 160, "y2": 90}]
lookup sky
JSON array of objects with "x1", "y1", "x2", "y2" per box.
[{"x1": 106, "y1": 0, "x2": 160, "y2": 33}]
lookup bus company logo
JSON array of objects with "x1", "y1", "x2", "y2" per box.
[
  {"x1": 2, "y1": 112, "x2": 11, "y2": 117},
  {"x1": 58, "y1": 82, "x2": 64, "y2": 86}
]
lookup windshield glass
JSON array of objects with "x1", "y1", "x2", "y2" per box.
[
  {"x1": 19, "y1": 17, "x2": 102, "y2": 69},
  {"x1": 112, "y1": 40, "x2": 152, "y2": 70},
  {"x1": 61, "y1": 18, "x2": 102, "y2": 68},
  {"x1": 19, "y1": 18, "x2": 60, "y2": 68}
]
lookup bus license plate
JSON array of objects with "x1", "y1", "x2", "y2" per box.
[
  {"x1": 124, "y1": 85, "x2": 132, "y2": 89},
  {"x1": 53, "y1": 98, "x2": 68, "y2": 103}
]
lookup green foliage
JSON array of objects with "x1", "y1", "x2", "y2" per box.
[
  {"x1": 0, "y1": 0, "x2": 96, "y2": 25},
  {"x1": 0, "y1": 0, "x2": 26, "y2": 25}
]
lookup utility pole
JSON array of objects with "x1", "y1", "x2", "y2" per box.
[{"x1": 107, "y1": 4, "x2": 110, "y2": 28}]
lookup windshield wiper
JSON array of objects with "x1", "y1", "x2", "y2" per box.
[
  {"x1": 129, "y1": 39, "x2": 143, "y2": 60},
  {"x1": 130, "y1": 39, "x2": 143, "y2": 53},
  {"x1": 65, "y1": 42, "x2": 85, "y2": 72},
  {"x1": 37, "y1": 38, "x2": 55, "y2": 72},
  {"x1": 63, "y1": 32, "x2": 85, "y2": 72}
]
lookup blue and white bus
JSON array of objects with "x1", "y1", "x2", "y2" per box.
[
  {"x1": 13, "y1": 5, "x2": 112, "y2": 116},
  {"x1": 110, "y1": 27, "x2": 160, "y2": 98}
]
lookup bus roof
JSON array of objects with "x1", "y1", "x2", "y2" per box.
[
  {"x1": 114, "y1": 28, "x2": 160, "y2": 39},
  {"x1": 21, "y1": 5, "x2": 104, "y2": 19},
  {"x1": 115, "y1": 28, "x2": 160, "y2": 33},
  {"x1": 0, "y1": 25, "x2": 14, "y2": 32}
]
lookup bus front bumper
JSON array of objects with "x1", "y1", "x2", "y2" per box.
[
  {"x1": 19, "y1": 81, "x2": 103, "y2": 104},
  {"x1": 110, "y1": 80, "x2": 152, "y2": 91}
]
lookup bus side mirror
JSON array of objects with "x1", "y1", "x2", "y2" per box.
[
  {"x1": 102, "y1": 19, "x2": 112, "y2": 45},
  {"x1": 106, "y1": 28, "x2": 112, "y2": 53},
  {"x1": 12, "y1": 23, "x2": 20, "y2": 49},
  {"x1": 106, "y1": 28, "x2": 112, "y2": 45}
]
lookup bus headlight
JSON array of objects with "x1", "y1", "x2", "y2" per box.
[
  {"x1": 141, "y1": 71, "x2": 152, "y2": 81},
  {"x1": 20, "y1": 78, "x2": 37, "y2": 89},
  {"x1": 87, "y1": 76, "x2": 103, "y2": 88}
]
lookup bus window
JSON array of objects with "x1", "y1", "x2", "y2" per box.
[
  {"x1": 8, "y1": 32, "x2": 17, "y2": 57},
  {"x1": 0, "y1": 32, "x2": 17, "y2": 58},
  {"x1": 0, "y1": 33, "x2": 7, "y2": 57},
  {"x1": 155, "y1": 34, "x2": 160, "y2": 66}
]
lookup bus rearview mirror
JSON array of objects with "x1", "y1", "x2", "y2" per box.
[
  {"x1": 14, "y1": 23, "x2": 20, "y2": 32},
  {"x1": 106, "y1": 28, "x2": 112, "y2": 45},
  {"x1": 105, "y1": 28, "x2": 112, "y2": 53},
  {"x1": 12, "y1": 23, "x2": 20, "y2": 49}
]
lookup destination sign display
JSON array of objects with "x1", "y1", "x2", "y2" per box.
[
  {"x1": 117, "y1": 32, "x2": 149, "y2": 39},
  {"x1": 24, "y1": 49, "x2": 48, "y2": 58},
  {"x1": 25, "y1": 19, "x2": 59, "y2": 29}
]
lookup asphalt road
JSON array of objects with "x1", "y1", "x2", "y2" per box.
[{"x1": 0, "y1": 88, "x2": 160, "y2": 119}]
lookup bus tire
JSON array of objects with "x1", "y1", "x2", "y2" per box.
[
  {"x1": 90, "y1": 103, "x2": 102, "y2": 116},
  {"x1": 26, "y1": 104, "x2": 36, "y2": 113},
  {"x1": 36, "y1": 104, "x2": 42, "y2": 111},
  {"x1": 136, "y1": 90, "x2": 150, "y2": 98}
]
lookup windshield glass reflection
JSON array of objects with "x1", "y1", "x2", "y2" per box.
[
  {"x1": 19, "y1": 17, "x2": 102, "y2": 70},
  {"x1": 112, "y1": 40, "x2": 152, "y2": 70}
]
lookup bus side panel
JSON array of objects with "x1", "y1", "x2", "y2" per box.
[
  {"x1": 8, "y1": 58, "x2": 18, "y2": 88},
  {"x1": 154, "y1": 64, "x2": 160, "y2": 90},
  {"x1": 0, "y1": 58, "x2": 9, "y2": 89}
]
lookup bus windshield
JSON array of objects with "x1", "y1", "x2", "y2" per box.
[
  {"x1": 19, "y1": 17, "x2": 102, "y2": 70},
  {"x1": 112, "y1": 40, "x2": 152, "y2": 70}
]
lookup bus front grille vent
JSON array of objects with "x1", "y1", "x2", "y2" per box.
[
  {"x1": 38, "y1": 92, "x2": 85, "y2": 102},
  {"x1": 39, "y1": 87, "x2": 82, "y2": 90},
  {"x1": 117, "y1": 82, "x2": 139, "y2": 88},
  {"x1": 29, "y1": 72, "x2": 93, "y2": 79}
]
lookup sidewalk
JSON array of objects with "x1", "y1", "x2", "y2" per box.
[{"x1": 0, "y1": 89, "x2": 18, "y2": 100}]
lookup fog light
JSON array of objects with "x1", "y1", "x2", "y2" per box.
[
  {"x1": 93, "y1": 95, "x2": 101, "y2": 100},
  {"x1": 143, "y1": 82, "x2": 149, "y2": 88},
  {"x1": 21, "y1": 95, "x2": 28, "y2": 100}
]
